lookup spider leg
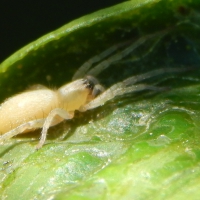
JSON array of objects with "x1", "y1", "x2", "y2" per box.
[
  {"x1": 119, "y1": 37, "x2": 162, "y2": 64},
  {"x1": 80, "y1": 83, "x2": 159, "y2": 111},
  {"x1": 87, "y1": 30, "x2": 169, "y2": 77},
  {"x1": 124, "y1": 67, "x2": 192, "y2": 86},
  {"x1": 80, "y1": 66, "x2": 193, "y2": 111},
  {"x1": 72, "y1": 41, "x2": 130, "y2": 80},
  {"x1": 36, "y1": 108, "x2": 74, "y2": 149},
  {"x1": 0, "y1": 119, "x2": 45, "y2": 144}
]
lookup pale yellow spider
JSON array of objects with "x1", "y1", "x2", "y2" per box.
[{"x1": 0, "y1": 30, "x2": 189, "y2": 149}]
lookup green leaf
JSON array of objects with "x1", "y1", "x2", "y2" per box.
[{"x1": 0, "y1": 0, "x2": 200, "y2": 199}]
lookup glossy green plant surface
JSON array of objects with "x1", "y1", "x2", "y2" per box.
[{"x1": 0, "y1": 0, "x2": 200, "y2": 199}]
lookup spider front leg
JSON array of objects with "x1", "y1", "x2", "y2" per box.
[
  {"x1": 72, "y1": 41, "x2": 130, "y2": 80},
  {"x1": 80, "y1": 66, "x2": 192, "y2": 111},
  {"x1": 73, "y1": 29, "x2": 169, "y2": 79},
  {"x1": 36, "y1": 108, "x2": 74, "y2": 149},
  {"x1": 79, "y1": 83, "x2": 159, "y2": 111}
]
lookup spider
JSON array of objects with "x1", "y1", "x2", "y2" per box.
[{"x1": 0, "y1": 30, "x2": 189, "y2": 149}]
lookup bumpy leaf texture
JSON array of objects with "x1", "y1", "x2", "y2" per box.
[{"x1": 0, "y1": 0, "x2": 200, "y2": 199}]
